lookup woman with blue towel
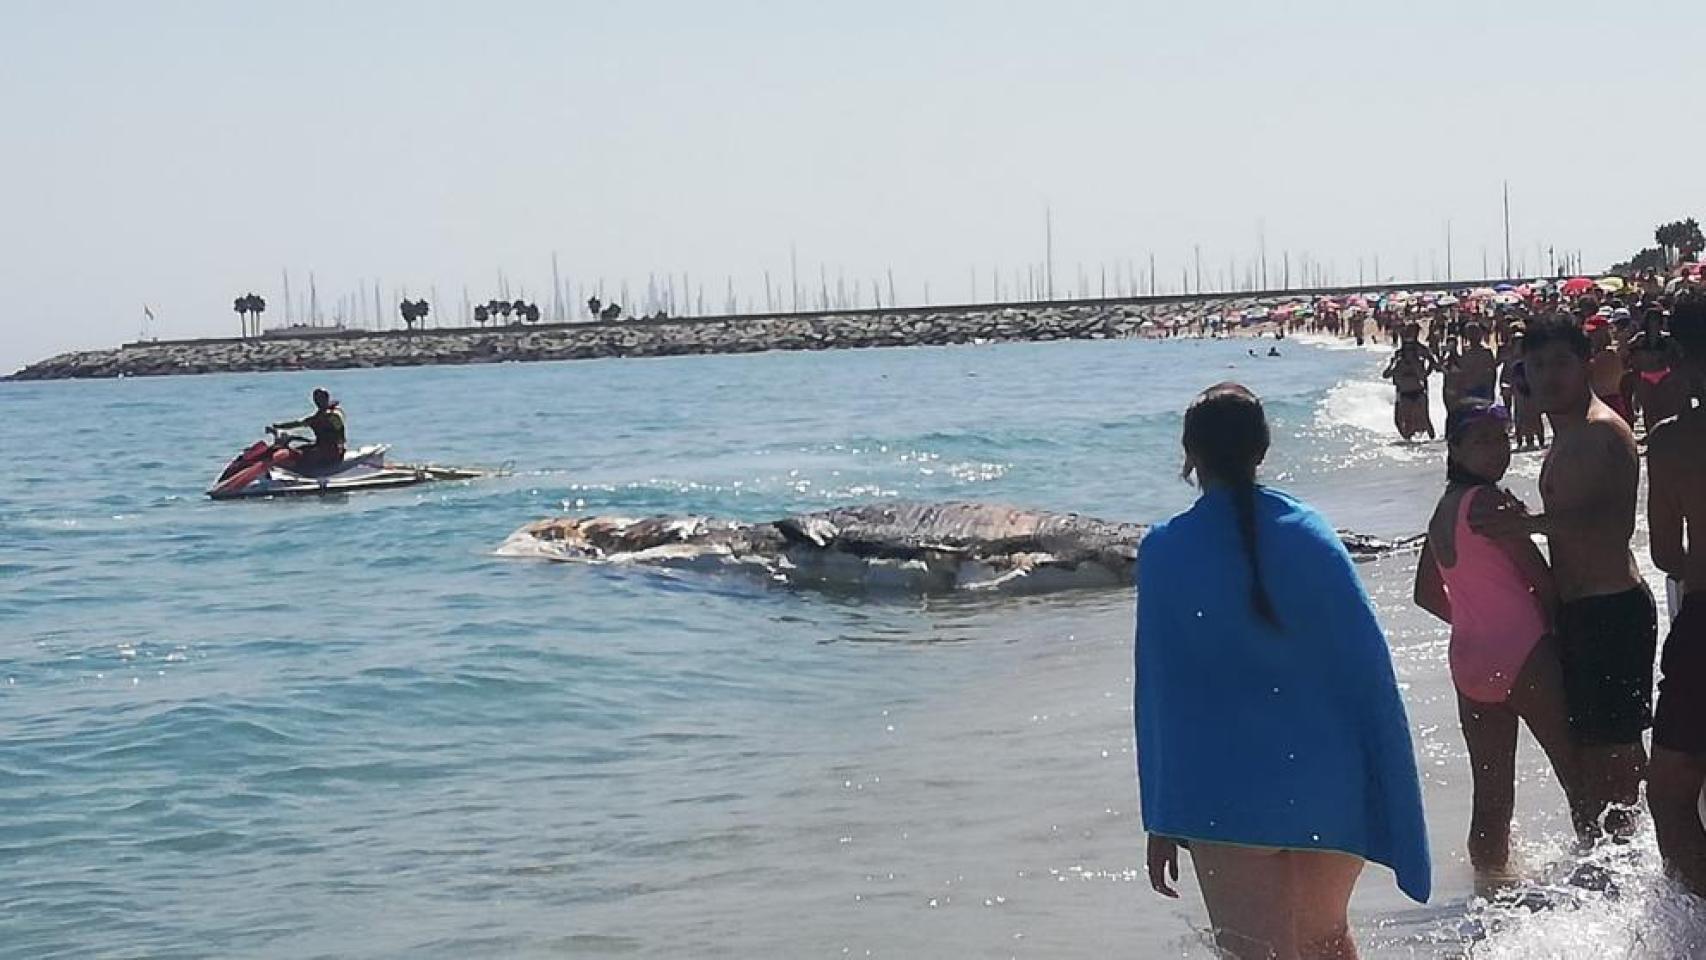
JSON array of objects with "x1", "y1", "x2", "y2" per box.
[{"x1": 1137, "y1": 383, "x2": 1430, "y2": 959}]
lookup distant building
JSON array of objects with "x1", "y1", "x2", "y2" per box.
[{"x1": 263, "y1": 322, "x2": 350, "y2": 338}]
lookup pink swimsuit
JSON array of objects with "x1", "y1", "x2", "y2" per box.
[{"x1": 1437, "y1": 490, "x2": 1547, "y2": 703}]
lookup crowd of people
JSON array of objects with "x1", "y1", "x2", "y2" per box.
[
  {"x1": 1338, "y1": 272, "x2": 1701, "y2": 446},
  {"x1": 1134, "y1": 271, "x2": 1706, "y2": 958}
]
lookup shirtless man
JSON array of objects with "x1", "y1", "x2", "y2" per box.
[
  {"x1": 1645, "y1": 296, "x2": 1706, "y2": 898},
  {"x1": 1383, "y1": 323, "x2": 1438, "y2": 440},
  {"x1": 1586, "y1": 317, "x2": 1633, "y2": 425},
  {"x1": 1473, "y1": 316, "x2": 1657, "y2": 839}
]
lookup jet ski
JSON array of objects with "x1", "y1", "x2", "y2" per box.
[{"x1": 207, "y1": 428, "x2": 485, "y2": 500}]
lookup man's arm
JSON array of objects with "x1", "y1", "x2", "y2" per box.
[
  {"x1": 271, "y1": 415, "x2": 309, "y2": 430},
  {"x1": 1648, "y1": 427, "x2": 1687, "y2": 578},
  {"x1": 1472, "y1": 424, "x2": 1639, "y2": 541}
]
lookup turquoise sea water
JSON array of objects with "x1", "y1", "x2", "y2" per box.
[{"x1": 4, "y1": 337, "x2": 1702, "y2": 958}]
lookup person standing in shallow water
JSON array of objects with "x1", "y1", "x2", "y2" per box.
[
  {"x1": 1413, "y1": 401, "x2": 1589, "y2": 885},
  {"x1": 1383, "y1": 323, "x2": 1438, "y2": 441},
  {"x1": 1645, "y1": 295, "x2": 1706, "y2": 900},
  {"x1": 1137, "y1": 383, "x2": 1430, "y2": 960},
  {"x1": 1472, "y1": 317, "x2": 1657, "y2": 841}
]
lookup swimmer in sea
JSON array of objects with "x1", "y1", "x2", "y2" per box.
[
  {"x1": 1415, "y1": 401, "x2": 1588, "y2": 884},
  {"x1": 1645, "y1": 295, "x2": 1706, "y2": 900},
  {"x1": 1383, "y1": 323, "x2": 1438, "y2": 441},
  {"x1": 1472, "y1": 316, "x2": 1656, "y2": 842}
]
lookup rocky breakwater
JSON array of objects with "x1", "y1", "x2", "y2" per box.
[{"x1": 7, "y1": 298, "x2": 1271, "y2": 381}]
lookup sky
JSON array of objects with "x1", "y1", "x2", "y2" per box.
[{"x1": 2, "y1": 0, "x2": 1702, "y2": 372}]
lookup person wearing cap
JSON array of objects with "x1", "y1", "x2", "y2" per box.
[
  {"x1": 1645, "y1": 295, "x2": 1706, "y2": 900},
  {"x1": 270, "y1": 388, "x2": 347, "y2": 473},
  {"x1": 1584, "y1": 315, "x2": 1633, "y2": 425},
  {"x1": 1415, "y1": 401, "x2": 1586, "y2": 884}
]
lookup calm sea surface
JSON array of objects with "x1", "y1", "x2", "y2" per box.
[{"x1": 3, "y1": 337, "x2": 1702, "y2": 958}]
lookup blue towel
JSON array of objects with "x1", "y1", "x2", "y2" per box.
[{"x1": 1136, "y1": 486, "x2": 1430, "y2": 903}]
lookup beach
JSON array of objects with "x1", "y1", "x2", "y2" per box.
[{"x1": 4, "y1": 335, "x2": 1701, "y2": 958}]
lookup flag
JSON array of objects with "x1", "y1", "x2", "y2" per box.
[{"x1": 143, "y1": 304, "x2": 155, "y2": 321}]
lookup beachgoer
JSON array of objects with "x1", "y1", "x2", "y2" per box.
[
  {"x1": 1138, "y1": 383, "x2": 1429, "y2": 959},
  {"x1": 270, "y1": 388, "x2": 346, "y2": 473},
  {"x1": 1586, "y1": 317, "x2": 1633, "y2": 425},
  {"x1": 1472, "y1": 317, "x2": 1655, "y2": 840},
  {"x1": 1383, "y1": 323, "x2": 1438, "y2": 440},
  {"x1": 1645, "y1": 295, "x2": 1706, "y2": 899},
  {"x1": 1414, "y1": 401, "x2": 1588, "y2": 880},
  {"x1": 1440, "y1": 337, "x2": 1465, "y2": 409},
  {"x1": 1628, "y1": 308, "x2": 1692, "y2": 433},
  {"x1": 1457, "y1": 323, "x2": 1499, "y2": 403},
  {"x1": 1496, "y1": 327, "x2": 1521, "y2": 410}
]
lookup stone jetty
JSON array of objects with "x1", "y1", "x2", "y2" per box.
[{"x1": 8, "y1": 296, "x2": 1293, "y2": 381}]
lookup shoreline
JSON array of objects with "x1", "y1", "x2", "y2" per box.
[{"x1": 4, "y1": 280, "x2": 1514, "y2": 381}]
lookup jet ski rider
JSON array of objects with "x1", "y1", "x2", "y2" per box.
[{"x1": 270, "y1": 388, "x2": 346, "y2": 473}]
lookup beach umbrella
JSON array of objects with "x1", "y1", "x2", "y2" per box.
[
  {"x1": 1494, "y1": 283, "x2": 1515, "y2": 292},
  {"x1": 1561, "y1": 277, "x2": 1595, "y2": 296},
  {"x1": 1438, "y1": 295, "x2": 1460, "y2": 306},
  {"x1": 1596, "y1": 277, "x2": 1626, "y2": 293},
  {"x1": 1470, "y1": 287, "x2": 1497, "y2": 298}
]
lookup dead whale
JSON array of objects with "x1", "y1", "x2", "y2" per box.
[{"x1": 496, "y1": 501, "x2": 1420, "y2": 595}]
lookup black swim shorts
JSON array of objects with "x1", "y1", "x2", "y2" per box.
[
  {"x1": 1654, "y1": 593, "x2": 1706, "y2": 755},
  {"x1": 1556, "y1": 586, "x2": 1658, "y2": 745}
]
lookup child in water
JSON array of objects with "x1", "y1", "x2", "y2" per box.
[{"x1": 1413, "y1": 401, "x2": 1588, "y2": 885}]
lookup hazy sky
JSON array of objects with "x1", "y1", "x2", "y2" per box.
[{"x1": 3, "y1": 0, "x2": 1701, "y2": 371}]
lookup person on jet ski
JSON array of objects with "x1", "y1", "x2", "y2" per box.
[{"x1": 270, "y1": 388, "x2": 346, "y2": 473}]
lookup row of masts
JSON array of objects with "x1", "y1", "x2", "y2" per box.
[
  {"x1": 262, "y1": 239, "x2": 1588, "y2": 334},
  {"x1": 249, "y1": 186, "x2": 1579, "y2": 332}
]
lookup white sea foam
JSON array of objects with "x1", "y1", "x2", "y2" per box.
[{"x1": 1453, "y1": 827, "x2": 1706, "y2": 959}]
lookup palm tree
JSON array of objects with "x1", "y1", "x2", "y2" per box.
[
  {"x1": 248, "y1": 294, "x2": 266, "y2": 337},
  {"x1": 525, "y1": 302, "x2": 541, "y2": 324},
  {"x1": 234, "y1": 295, "x2": 248, "y2": 337},
  {"x1": 474, "y1": 304, "x2": 490, "y2": 327},
  {"x1": 498, "y1": 301, "x2": 514, "y2": 324},
  {"x1": 416, "y1": 299, "x2": 430, "y2": 328}
]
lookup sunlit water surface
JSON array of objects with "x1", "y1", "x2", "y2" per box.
[{"x1": 3, "y1": 336, "x2": 1702, "y2": 958}]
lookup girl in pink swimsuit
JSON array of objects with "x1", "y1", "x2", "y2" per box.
[{"x1": 1413, "y1": 401, "x2": 1588, "y2": 883}]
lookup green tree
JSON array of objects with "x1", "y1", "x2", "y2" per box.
[{"x1": 1655, "y1": 218, "x2": 1704, "y2": 267}]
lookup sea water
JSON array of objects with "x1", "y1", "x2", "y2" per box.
[{"x1": 2, "y1": 337, "x2": 1702, "y2": 958}]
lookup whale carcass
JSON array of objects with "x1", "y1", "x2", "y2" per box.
[{"x1": 496, "y1": 501, "x2": 1419, "y2": 595}]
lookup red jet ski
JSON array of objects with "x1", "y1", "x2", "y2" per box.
[{"x1": 207, "y1": 428, "x2": 485, "y2": 500}]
